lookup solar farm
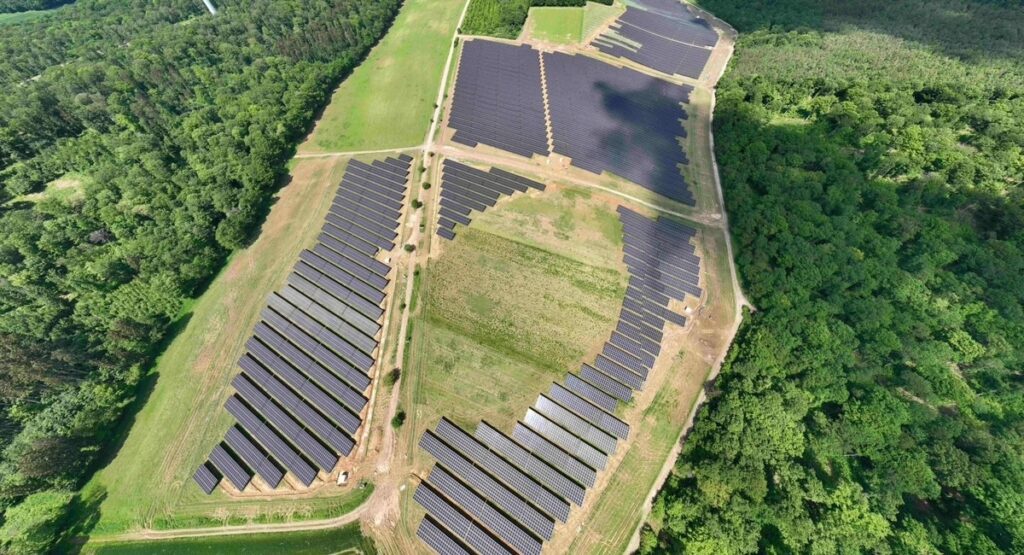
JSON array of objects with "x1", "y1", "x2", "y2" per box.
[
  {"x1": 90, "y1": 0, "x2": 742, "y2": 551},
  {"x1": 193, "y1": 156, "x2": 411, "y2": 495}
]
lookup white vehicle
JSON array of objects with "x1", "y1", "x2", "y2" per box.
[{"x1": 337, "y1": 471, "x2": 349, "y2": 486}]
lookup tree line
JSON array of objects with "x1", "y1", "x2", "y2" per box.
[
  {"x1": 0, "y1": 0, "x2": 400, "y2": 552},
  {"x1": 641, "y1": 0, "x2": 1023, "y2": 553},
  {"x1": 461, "y1": 0, "x2": 611, "y2": 38}
]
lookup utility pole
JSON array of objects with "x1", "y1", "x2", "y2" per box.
[{"x1": 201, "y1": 0, "x2": 217, "y2": 15}]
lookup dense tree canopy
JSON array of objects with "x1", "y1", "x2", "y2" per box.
[
  {"x1": 644, "y1": 0, "x2": 1023, "y2": 553},
  {"x1": 0, "y1": 0, "x2": 400, "y2": 544}
]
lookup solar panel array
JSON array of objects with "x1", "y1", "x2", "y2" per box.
[
  {"x1": 414, "y1": 208, "x2": 703, "y2": 554},
  {"x1": 446, "y1": 40, "x2": 697, "y2": 206},
  {"x1": 436, "y1": 160, "x2": 545, "y2": 240},
  {"x1": 448, "y1": 40, "x2": 549, "y2": 159},
  {"x1": 592, "y1": 5, "x2": 719, "y2": 79},
  {"x1": 544, "y1": 50, "x2": 696, "y2": 206},
  {"x1": 193, "y1": 155, "x2": 411, "y2": 494}
]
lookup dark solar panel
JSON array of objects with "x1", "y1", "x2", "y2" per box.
[
  {"x1": 225, "y1": 396, "x2": 317, "y2": 486},
  {"x1": 193, "y1": 462, "x2": 220, "y2": 494},
  {"x1": 209, "y1": 444, "x2": 252, "y2": 491},
  {"x1": 475, "y1": 421, "x2": 587, "y2": 504},
  {"x1": 419, "y1": 431, "x2": 555, "y2": 540},
  {"x1": 565, "y1": 372, "x2": 618, "y2": 413},
  {"x1": 418, "y1": 515, "x2": 473, "y2": 555},
  {"x1": 581, "y1": 364, "x2": 633, "y2": 402},
  {"x1": 225, "y1": 425, "x2": 285, "y2": 488},
  {"x1": 413, "y1": 484, "x2": 514, "y2": 555},
  {"x1": 434, "y1": 418, "x2": 570, "y2": 522},
  {"x1": 523, "y1": 409, "x2": 607, "y2": 471},
  {"x1": 427, "y1": 466, "x2": 542, "y2": 555},
  {"x1": 533, "y1": 395, "x2": 618, "y2": 455}
]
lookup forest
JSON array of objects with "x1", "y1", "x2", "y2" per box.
[
  {"x1": 0, "y1": 0, "x2": 400, "y2": 552},
  {"x1": 0, "y1": 0, "x2": 72, "y2": 13},
  {"x1": 461, "y1": 0, "x2": 610, "y2": 38},
  {"x1": 642, "y1": 0, "x2": 1023, "y2": 553}
]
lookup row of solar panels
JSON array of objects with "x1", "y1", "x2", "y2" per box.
[
  {"x1": 448, "y1": 39, "x2": 697, "y2": 207},
  {"x1": 413, "y1": 209, "x2": 702, "y2": 554},
  {"x1": 193, "y1": 155, "x2": 412, "y2": 494},
  {"x1": 435, "y1": 160, "x2": 546, "y2": 241},
  {"x1": 592, "y1": 6, "x2": 717, "y2": 80},
  {"x1": 449, "y1": 40, "x2": 549, "y2": 160}
]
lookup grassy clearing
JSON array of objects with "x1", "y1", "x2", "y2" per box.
[
  {"x1": 526, "y1": 6, "x2": 583, "y2": 44},
  {"x1": 80, "y1": 156, "x2": 361, "y2": 538},
  {"x1": 83, "y1": 522, "x2": 374, "y2": 555},
  {"x1": 0, "y1": 8, "x2": 52, "y2": 25},
  {"x1": 298, "y1": 0, "x2": 464, "y2": 152},
  {"x1": 406, "y1": 184, "x2": 626, "y2": 439},
  {"x1": 581, "y1": 1, "x2": 624, "y2": 40}
]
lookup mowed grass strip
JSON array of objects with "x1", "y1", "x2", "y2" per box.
[
  {"x1": 80, "y1": 157, "x2": 354, "y2": 537},
  {"x1": 299, "y1": 0, "x2": 464, "y2": 152},
  {"x1": 527, "y1": 6, "x2": 583, "y2": 44},
  {"x1": 581, "y1": 1, "x2": 624, "y2": 40},
  {"x1": 84, "y1": 522, "x2": 374, "y2": 555}
]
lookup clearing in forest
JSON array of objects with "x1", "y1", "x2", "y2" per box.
[
  {"x1": 406, "y1": 184, "x2": 626, "y2": 440},
  {"x1": 525, "y1": 6, "x2": 584, "y2": 44},
  {"x1": 299, "y1": 0, "x2": 464, "y2": 152}
]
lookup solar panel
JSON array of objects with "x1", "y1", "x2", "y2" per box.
[
  {"x1": 419, "y1": 431, "x2": 555, "y2": 540},
  {"x1": 534, "y1": 395, "x2": 618, "y2": 454},
  {"x1": 523, "y1": 409, "x2": 607, "y2": 471},
  {"x1": 594, "y1": 355, "x2": 646, "y2": 389},
  {"x1": 474, "y1": 421, "x2": 586, "y2": 505},
  {"x1": 581, "y1": 364, "x2": 633, "y2": 401},
  {"x1": 548, "y1": 383, "x2": 629, "y2": 440},
  {"x1": 418, "y1": 515, "x2": 473, "y2": 555},
  {"x1": 437, "y1": 228, "x2": 457, "y2": 240},
  {"x1": 277, "y1": 286, "x2": 377, "y2": 355},
  {"x1": 565, "y1": 372, "x2": 618, "y2": 412},
  {"x1": 434, "y1": 418, "x2": 570, "y2": 522},
  {"x1": 224, "y1": 396, "x2": 317, "y2": 486},
  {"x1": 249, "y1": 326, "x2": 369, "y2": 411},
  {"x1": 264, "y1": 297, "x2": 375, "y2": 377},
  {"x1": 193, "y1": 462, "x2": 220, "y2": 494},
  {"x1": 225, "y1": 425, "x2": 285, "y2": 488},
  {"x1": 239, "y1": 364, "x2": 357, "y2": 451},
  {"x1": 413, "y1": 484, "x2": 514, "y2": 555},
  {"x1": 291, "y1": 262, "x2": 383, "y2": 320},
  {"x1": 510, "y1": 423, "x2": 596, "y2": 488},
  {"x1": 232, "y1": 374, "x2": 339, "y2": 471},
  {"x1": 240, "y1": 353, "x2": 361, "y2": 440},
  {"x1": 427, "y1": 466, "x2": 542, "y2": 555},
  {"x1": 209, "y1": 444, "x2": 252, "y2": 491}
]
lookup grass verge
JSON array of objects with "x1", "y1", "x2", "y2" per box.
[
  {"x1": 83, "y1": 522, "x2": 374, "y2": 555},
  {"x1": 298, "y1": 0, "x2": 464, "y2": 152}
]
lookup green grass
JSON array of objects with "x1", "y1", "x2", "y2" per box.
[
  {"x1": 0, "y1": 8, "x2": 53, "y2": 26},
  {"x1": 409, "y1": 184, "x2": 627, "y2": 435},
  {"x1": 78, "y1": 157, "x2": 368, "y2": 539},
  {"x1": 299, "y1": 0, "x2": 464, "y2": 152},
  {"x1": 581, "y1": 1, "x2": 624, "y2": 40},
  {"x1": 526, "y1": 6, "x2": 583, "y2": 44},
  {"x1": 84, "y1": 523, "x2": 374, "y2": 555}
]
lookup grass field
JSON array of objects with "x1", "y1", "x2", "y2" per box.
[
  {"x1": 84, "y1": 523, "x2": 374, "y2": 555},
  {"x1": 79, "y1": 156, "x2": 369, "y2": 539},
  {"x1": 415, "y1": 223, "x2": 625, "y2": 431},
  {"x1": 581, "y1": 1, "x2": 624, "y2": 40},
  {"x1": 0, "y1": 8, "x2": 53, "y2": 25},
  {"x1": 525, "y1": 7, "x2": 583, "y2": 44},
  {"x1": 298, "y1": 0, "x2": 464, "y2": 152}
]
